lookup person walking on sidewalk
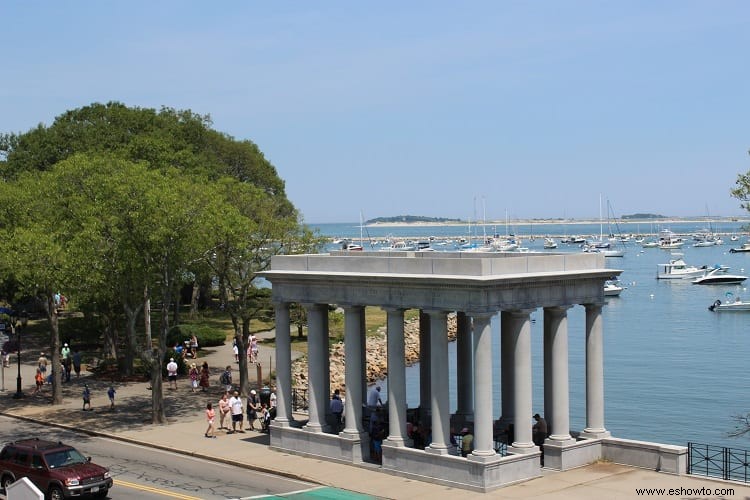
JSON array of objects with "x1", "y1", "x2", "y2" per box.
[
  {"x1": 189, "y1": 363, "x2": 199, "y2": 392},
  {"x1": 228, "y1": 391, "x2": 244, "y2": 434},
  {"x1": 220, "y1": 366, "x2": 232, "y2": 393},
  {"x1": 108, "y1": 385, "x2": 116, "y2": 410},
  {"x1": 199, "y1": 361, "x2": 210, "y2": 392},
  {"x1": 82, "y1": 384, "x2": 92, "y2": 411},
  {"x1": 205, "y1": 402, "x2": 216, "y2": 438},
  {"x1": 218, "y1": 392, "x2": 231, "y2": 430},
  {"x1": 247, "y1": 389, "x2": 260, "y2": 431},
  {"x1": 167, "y1": 357, "x2": 178, "y2": 390}
]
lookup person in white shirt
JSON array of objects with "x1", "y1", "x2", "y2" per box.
[
  {"x1": 228, "y1": 391, "x2": 244, "y2": 434},
  {"x1": 166, "y1": 358, "x2": 178, "y2": 390},
  {"x1": 367, "y1": 385, "x2": 383, "y2": 409}
]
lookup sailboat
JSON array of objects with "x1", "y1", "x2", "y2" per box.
[
  {"x1": 602, "y1": 199, "x2": 625, "y2": 257},
  {"x1": 585, "y1": 195, "x2": 624, "y2": 257},
  {"x1": 343, "y1": 211, "x2": 365, "y2": 251}
]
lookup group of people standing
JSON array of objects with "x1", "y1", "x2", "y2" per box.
[
  {"x1": 32, "y1": 345, "x2": 82, "y2": 394},
  {"x1": 205, "y1": 388, "x2": 276, "y2": 438},
  {"x1": 231, "y1": 335, "x2": 260, "y2": 363}
]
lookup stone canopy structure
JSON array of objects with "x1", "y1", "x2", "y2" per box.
[{"x1": 258, "y1": 250, "x2": 674, "y2": 491}]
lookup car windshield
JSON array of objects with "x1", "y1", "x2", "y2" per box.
[{"x1": 44, "y1": 449, "x2": 87, "y2": 469}]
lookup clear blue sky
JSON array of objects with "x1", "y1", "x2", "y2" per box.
[{"x1": 2, "y1": 2, "x2": 749, "y2": 223}]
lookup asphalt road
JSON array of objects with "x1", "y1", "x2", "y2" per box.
[{"x1": 0, "y1": 416, "x2": 324, "y2": 499}]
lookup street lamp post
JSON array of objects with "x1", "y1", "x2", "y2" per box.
[{"x1": 13, "y1": 311, "x2": 28, "y2": 399}]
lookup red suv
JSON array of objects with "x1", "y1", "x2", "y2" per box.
[{"x1": 0, "y1": 438, "x2": 113, "y2": 499}]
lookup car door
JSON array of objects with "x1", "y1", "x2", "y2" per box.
[{"x1": 26, "y1": 452, "x2": 50, "y2": 492}]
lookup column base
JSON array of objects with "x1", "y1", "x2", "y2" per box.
[
  {"x1": 303, "y1": 423, "x2": 324, "y2": 433},
  {"x1": 339, "y1": 430, "x2": 367, "y2": 440},
  {"x1": 508, "y1": 443, "x2": 539, "y2": 455},
  {"x1": 271, "y1": 419, "x2": 292, "y2": 428},
  {"x1": 580, "y1": 429, "x2": 610, "y2": 439},
  {"x1": 468, "y1": 451, "x2": 503, "y2": 464},
  {"x1": 547, "y1": 435, "x2": 576, "y2": 445},
  {"x1": 425, "y1": 444, "x2": 452, "y2": 456},
  {"x1": 384, "y1": 437, "x2": 405, "y2": 447}
]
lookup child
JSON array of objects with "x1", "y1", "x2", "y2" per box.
[
  {"x1": 82, "y1": 384, "x2": 92, "y2": 411},
  {"x1": 107, "y1": 385, "x2": 116, "y2": 409},
  {"x1": 34, "y1": 368, "x2": 44, "y2": 394},
  {"x1": 205, "y1": 402, "x2": 216, "y2": 438},
  {"x1": 189, "y1": 363, "x2": 199, "y2": 392}
]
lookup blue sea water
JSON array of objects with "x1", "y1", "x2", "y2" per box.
[{"x1": 311, "y1": 221, "x2": 750, "y2": 450}]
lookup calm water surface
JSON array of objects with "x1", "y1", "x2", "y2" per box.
[{"x1": 312, "y1": 221, "x2": 750, "y2": 449}]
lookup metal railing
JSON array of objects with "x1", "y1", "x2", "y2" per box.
[
  {"x1": 688, "y1": 442, "x2": 750, "y2": 482},
  {"x1": 292, "y1": 388, "x2": 308, "y2": 412},
  {"x1": 454, "y1": 435, "x2": 508, "y2": 456}
]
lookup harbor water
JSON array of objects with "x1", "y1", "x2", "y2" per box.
[{"x1": 313, "y1": 220, "x2": 750, "y2": 450}]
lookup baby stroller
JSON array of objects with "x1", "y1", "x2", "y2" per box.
[
  {"x1": 260, "y1": 408, "x2": 272, "y2": 433},
  {"x1": 183, "y1": 340, "x2": 195, "y2": 358}
]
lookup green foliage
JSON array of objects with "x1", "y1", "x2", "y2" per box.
[{"x1": 167, "y1": 323, "x2": 226, "y2": 348}]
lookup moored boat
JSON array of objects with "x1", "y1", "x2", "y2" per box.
[
  {"x1": 692, "y1": 267, "x2": 747, "y2": 285},
  {"x1": 604, "y1": 279, "x2": 625, "y2": 296},
  {"x1": 729, "y1": 242, "x2": 750, "y2": 253},
  {"x1": 708, "y1": 296, "x2": 750, "y2": 311},
  {"x1": 656, "y1": 257, "x2": 708, "y2": 280}
]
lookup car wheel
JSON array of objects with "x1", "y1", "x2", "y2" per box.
[
  {"x1": 48, "y1": 485, "x2": 65, "y2": 500},
  {"x1": 94, "y1": 488, "x2": 108, "y2": 498},
  {"x1": 1, "y1": 474, "x2": 14, "y2": 491}
]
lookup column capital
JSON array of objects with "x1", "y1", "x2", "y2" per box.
[
  {"x1": 505, "y1": 308, "x2": 536, "y2": 317},
  {"x1": 465, "y1": 310, "x2": 496, "y2": 321},
  {"x1": 381, "y1": 306, "x2": 406, "y2": 313},
  {"x1": 583, "y1": 302, "x2": 605, "y2": 311},
  {"x1": 544, "y1": 305, "x2": 573, "y2": 315}
]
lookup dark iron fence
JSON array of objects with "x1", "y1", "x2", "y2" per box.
[
  {"x1": 292, "y1": 388, "x2": 308, "y2": 412},
  {"x1": 688, "y1": 442, "x2": 750, "y2": 482},
  {"x1": 455, "y1": 435, "x2": 508, "y2": 456}
]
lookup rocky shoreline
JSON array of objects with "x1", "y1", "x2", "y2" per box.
[{"x1": 291, "y1": 315, "x2": 457, "y2": 390}]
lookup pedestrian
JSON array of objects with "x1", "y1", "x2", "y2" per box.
[
  {"x1": 189, "y1": 363, "x2": 199, "y2": 392},
  {"x1": 232, "y1": 339, "x2": 239, "y2": 363},
  {"x1": 247, "y1": 389, "x2": 260, "y2": 430},
  {"x1": 199, "y1": 362, "x2": 210, "y2": 392},
  {"x1": 190, "y1": 334, "x2": 199, "y2": 358},
  {"x1": 1, "y1": 347, "x2": 9, "y2": 368},
  {"x1": 37, "y1": 352, "x2": 48, "y2": 377},
  {"x1": 330, "y1": 389, "x2": 344, "y2": 432},
  {"x1": 205, "y1": 402, "x2": 216, "y2": 438},
  {"x1": 532, "y1": 413, "x2": 548, "y2": 446},
  {"x1": 167, "y1": 357, "x2": 178, "y2": 390},
  {"x1": 82, "y1": 384, "x2": 92, "y2": 411},
  {"x1": 72, "y1": 349, "x2": 82, "y2": 377},
  {"x1": 460, "y1": 427, "x2": 474, "y2": 457},
  {"x1": 259, "y1": 403, "x2": 270, "y2": 433},
  {"x1": 218, "y1": 392, "x2": 231, "y2": 430},
  {"x1": 108, "y1": 385, "x2": 116, "y2": 409},
  {"x1": 367, "y1": 385, "x2": 383, "y2": 411},
  {"x1": 34, "y1": 368, "x2": 44, "y2": 394},
  {"x1": 228, "y1": 391, "x2": 244, "y2": 433},
  {"x1": 220, "y1": 365, "x2": 232, "y2": 393}
]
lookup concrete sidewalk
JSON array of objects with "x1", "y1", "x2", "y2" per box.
[{"x1": 2, "y1": 341, "x2": 750, "y2": 498}]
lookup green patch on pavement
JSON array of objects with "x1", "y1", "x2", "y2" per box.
[{"x1": 272, "y1": 487, "x2": 375, "y2": 499}]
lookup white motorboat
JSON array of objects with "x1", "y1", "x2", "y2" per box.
[
  {"x1": 729, "y1": 242, "x2": 750, "y2": 253},
  {"x1": 708, "y1": 297, "x2": 750, "y2": 312},
  {"x1": 658, "y1": 230, "x2": 684, "y2": 249},
  {"x1": 641, "y1": 239, "x2": 659, "y2": 248},
  {"x1": 379, "y1": 240, "x2": 416, "y2": 251},
  {"x1": 604, "y1": 280, "x2": 625, "y2": 296},
  {"x1": 656, "y1": 258, "x2": 708, "y2": 280},
  {"x1": 692, "y1": 267, "x2": 747, "y2": 285},
  {"x1": 543, "y1": 237, "x2": 557, "y2": 249},
  {"x1": 602, "y1": 249, "x2": 625, "y2": 258}
]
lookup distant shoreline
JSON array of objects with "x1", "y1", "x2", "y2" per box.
[{"x1": 363, "y1": 217, "x2": 750, "y2": 228}]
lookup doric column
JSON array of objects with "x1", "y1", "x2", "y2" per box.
[
  {"x1": 544, "y1": 306, "x2": 574, "y2": 443},
  {"x1": 273, "y1": 301, "x2": 292, "y2": 426},
  {"x1": 507, "y1": 309, "x2": 537, "y2": 454},
  {"x1": 456, "y1": 312, "x2": 474, "y2": 419},
  {"x1": 500, "y1": 311, "x2": 514, "y2": 426},
  {"x1": 342, "y1": 305, "x2": 365, "y2": 436},
  {"x1": 418, "y1": 310, "x2": 431, "y2": 426},
  {"x1": 581, "y1": 303, "x2": 610, "y2": 439},
  {"x1": 384, "y1": 307, "x2": 407, "y2": 446},
  {"x1": 360, "y1": 309, "x2": 368, "y2": 409},
  {"x1": 470, "y1": 312, "x2": 495, "y2": 457},
  {"x1": 425, "y1": 310, "x2": 450, "y2": 455},
  {"x1": 303, "y1": 303, "x2": 328, "y2": 433}
]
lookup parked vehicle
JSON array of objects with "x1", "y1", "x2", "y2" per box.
[{"x1": 0, "y1": 438, "x2": 112, "y2": 499}]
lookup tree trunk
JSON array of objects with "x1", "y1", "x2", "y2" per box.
[
  {"x1": 150, "y1": 349, "x2": 166, "y2": 424},
  {"x1": 45, "y1": 294, "x2": 63, "y2": 405},
  {"x1": 122, "y1": 303, "x2": 142, "y2": 376},
  {"x1": 144, "y1": 285, "x2": 152, "y2": 348},
  {"x1": 189, "y1": 281, "x2": 199, "y2": 317}
]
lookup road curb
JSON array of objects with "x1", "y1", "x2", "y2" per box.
[{"x1": 0, "y1": 410, "x2": 324, "y2": 487}]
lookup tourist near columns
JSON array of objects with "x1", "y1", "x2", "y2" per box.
[{"x1": 260, "y1": 251, "x2": 635, "y2": 492}]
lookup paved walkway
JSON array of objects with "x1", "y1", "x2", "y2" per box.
[{"x1": 2, "y1": 335, "x2": 750, "y2": 499}]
